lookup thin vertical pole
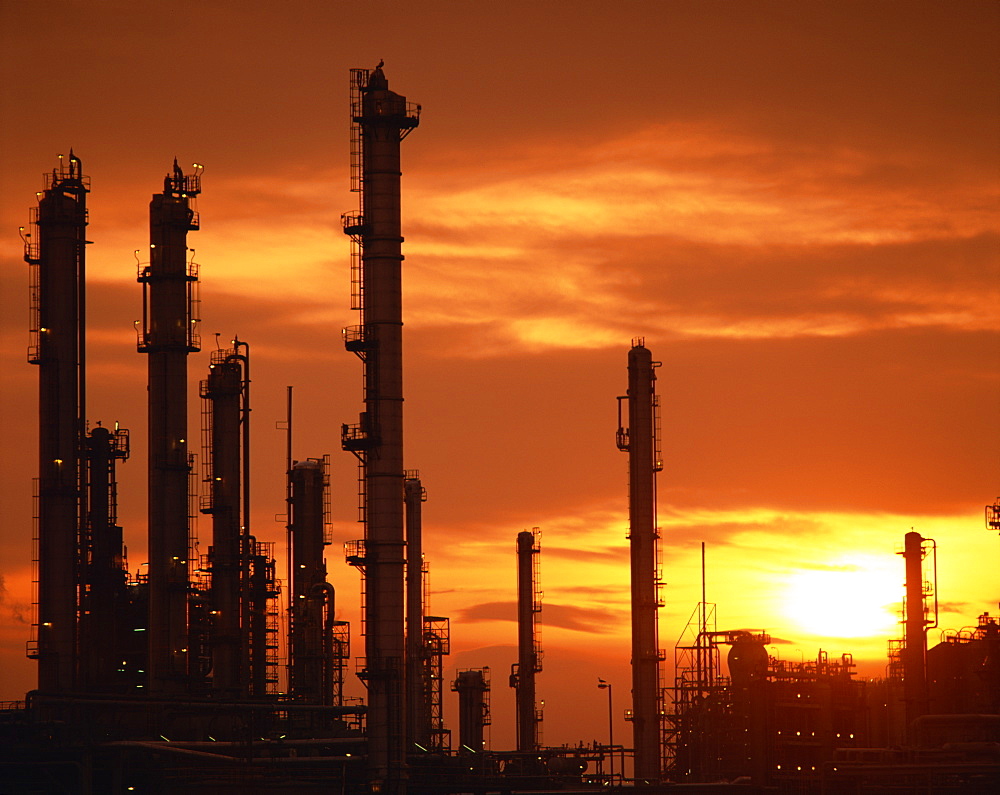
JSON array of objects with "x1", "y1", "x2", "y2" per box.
[
  {"x1": 608, "y1": 683, "x2": 614, "y2": 783},
  {"x1": 701, "y1": 542, "x2": 707, "y2": 688},
  {"x1": 285, "y1": 385, "x2": 293, "y2": 692},
  {"x1": 701, "y1": 542, "x2": 706, "y2": 613}
]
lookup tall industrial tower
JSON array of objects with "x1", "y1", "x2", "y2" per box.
[
  {"x1": 23, "y1": 153, "x2": 89, "y2": 693},
  {"x1": 289, "y1": 456, "x2": 344, "y2": 705},
  {"x1": 200, "y1": 342, "x2": 250, "y2": 696},
  {"x1": 138, "y1": 160, "x2": 202, "y2": 694},
  {"x1": 341, "y1": 64, "x2": 420, "y2": 791},
  {"x1": 901, "y1": 531, "x2": 935, "y2": 738},
  {"x1": 617, "y1": 341, "x2": 664, "y2": 782},
  {"x1": 512, "y1": 529, "x2": 542, "y2": 752}
]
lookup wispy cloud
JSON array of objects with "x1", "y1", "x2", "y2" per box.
[
  {"x1": 51, "y1": 119, "x2": 995, "y2": 360},
  {"x1": 454, "y1": 600, "x2": 623, "y2": 634}
]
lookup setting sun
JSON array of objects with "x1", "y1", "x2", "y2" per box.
[{"x1": 783, "y1": 556, "x2": 902, "y2": 640}]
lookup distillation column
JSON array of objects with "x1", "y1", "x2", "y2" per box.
[
  {"x1": 618, "y1": 341, "x2": 663, "y2": 782},
  {"x1": 139, "y1": 160, "x2": 202, "y2": 693},
  {"x1": 341, "y1": 64, "x2": 420, "y2": 790},
  {"x1": 454, "y1": 669, "x2": 490, "y2": 754},
  {"x1": 201, "y1": 345, "x2": 248, "y2": 696},
  {"x1": 513, "y1": 529, "x2": 542, "y2": 752},
  {"x1": 24, "y1": 152, "x2": 89, "y2": 693},
  {"x1": 289, "y1": 458, "x2": 336, "y2": 704}
]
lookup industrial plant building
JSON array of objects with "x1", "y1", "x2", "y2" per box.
[{"x1": 1, "y1": 66, "x2": 997, "y2": 794}]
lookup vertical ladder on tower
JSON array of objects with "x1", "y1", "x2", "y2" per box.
[
  {"x1": 321, "y1": 454, "x2": 333, "y2": 544},
  {"x1": 26, "y1": 481, "x2": 40, "y2": 659},
  {"x1": 22, "y1": 213, "x2": 41, "y2": 363},
  {"x1": 348, "y1": 69, "x2": 369, "y2": 195},
  {"x1": 531, "y1": 528, "x2": 543, "y2": 673},
  {"x1": 342, "y1": 212, "x2": 365, "y2": 313},
  {"x1": 345, "y1": 68, "x2": 369, "y2": 316},
  {"x1": 187, "y1": 453, "x2": 200, "y2": 562}
]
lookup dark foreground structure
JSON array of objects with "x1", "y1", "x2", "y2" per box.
[{"x1": 3, "y1": 67, "x2": 998, "y2": 794}]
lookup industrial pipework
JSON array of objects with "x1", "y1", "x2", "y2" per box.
[
  {"x1": 511, "y1": 528, "x2": 542, "y2": 752},
  {"x1": 138, "y1": 159, "x2": 202, "y2": 694},
  {"x1": 617, "y1": 340, "x2": 664, "y2": 783},
  {"x1": 340, "y1": 63, "x2": 420, "y2": 791},
  {"x1": 23, "y1": 152, "x2": 90, "y2": 694},
  {"x1": 405, "y1": 473, "x2": 431, "y2": 750}
]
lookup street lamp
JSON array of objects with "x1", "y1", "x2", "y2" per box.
[{"x1": 598, "y1": 678, "x2": 614, "y2": 783}]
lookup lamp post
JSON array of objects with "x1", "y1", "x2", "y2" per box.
[{"x1": 598, "y1": 679, "x2": 614, "y2": 783}]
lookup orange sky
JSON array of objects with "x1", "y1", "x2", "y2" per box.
[{"x1": 1, "y1": 0, "x2": 998, "y2": 751}]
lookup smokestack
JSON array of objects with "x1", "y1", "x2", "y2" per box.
[
  {"x1": 139, "y1": 159, "x2": 202, "y2": 693},
  {"x1": 512, "y1": 529, "x2": 541, "y2": 752},
  {"x1": 617, "y1": 340, "x2": 663, "y2": 782},
  {"x1": 340, "y1": 64, "x2": 419, "y2": 791},
  {"x1": 24, "y1": 152, "x2": 89, "y2": 693}
]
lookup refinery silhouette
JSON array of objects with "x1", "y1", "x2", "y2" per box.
[{"x1": 1, "y1": 66, "x2": 998, "y2": 794}]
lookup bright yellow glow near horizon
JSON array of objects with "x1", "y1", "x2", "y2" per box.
[{"x1": 783, "y1": 556, "x2": 902, "y2": 640}]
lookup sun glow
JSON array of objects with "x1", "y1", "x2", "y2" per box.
[{"x1": 783, "y1": 557, "x2": 902, "y2": 640}]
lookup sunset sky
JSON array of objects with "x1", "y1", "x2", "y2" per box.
[{"x1": 1, "y1": 0, "x2": 997, "y2": 751}]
